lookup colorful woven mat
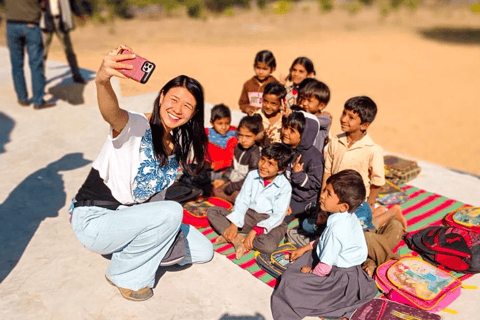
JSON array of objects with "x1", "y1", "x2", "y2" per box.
[{"x1": 199, "y1": 185, "x2": 472, "y2": 288}]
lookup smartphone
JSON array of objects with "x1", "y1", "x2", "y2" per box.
[{"x1": 118, "y1": 49, "x2": 156, "y2": 84}]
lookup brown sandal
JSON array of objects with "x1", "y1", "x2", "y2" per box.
[{"x1": 106, "y1": 276, "x2": 153, "y2": 301}]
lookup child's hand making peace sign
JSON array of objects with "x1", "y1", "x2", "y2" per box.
[{"x1": 292, "y1": 154, "x2": 304, "y2": 173}]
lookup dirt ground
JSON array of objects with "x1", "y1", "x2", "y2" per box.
[{"x1": 1, "y1": 5, "x2": 479, "y2": 175}]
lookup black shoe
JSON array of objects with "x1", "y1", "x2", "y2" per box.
[
  {"x1": 73, "y1": 75, "x2": 86, "y2": 84},
  {"x1": 33, "y1": 100, "x2": 56, "y2": 110},
  {"x1": 18, "y1": 100, "x2": 30, "y2": 107}
]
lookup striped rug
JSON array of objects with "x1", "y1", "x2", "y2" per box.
[{"x1": 199, "y1": 185, "x2": 472, "y2": 288}]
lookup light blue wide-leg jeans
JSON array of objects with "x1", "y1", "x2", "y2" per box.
[{"x1": 72, "y1": 201, "x2": 213, "y2": 291}]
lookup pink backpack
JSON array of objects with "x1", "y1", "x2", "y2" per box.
[{"x1": 374, "y1": 257, "x2": 461, "y2": 312}]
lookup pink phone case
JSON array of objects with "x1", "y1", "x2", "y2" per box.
[{"x1": 118, "y1": 50, "x2": 155, "y2": 84}]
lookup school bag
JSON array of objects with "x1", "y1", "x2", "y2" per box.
[
  {"x1": 374, "y1": 256, "x2": 462, "y2": 312},
  {"x1": 443, "y1": 206, "x2": 480, "y2": 233},
  {"x1": 384, "y1": 155, "x2": 421, "y2": 185},
  {"x1": 350, "y1": 298, "x2": 441, "y2": 320},
  {"x1": 376, "y1": 180, "x2": 408, "y2": 205},
  {"x1": 255, "y1": 242, "x2": 298, "y2": 278},
  {"x1": 182, "y1": 196, "x2": 233, "y2": 228},
  {"x1": 404, "y1": 225, "x2": 480, "y2": 273}
]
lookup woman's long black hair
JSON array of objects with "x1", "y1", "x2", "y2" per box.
[{"x1": 150, "y1": 75, "x2": 207, "y2": 176}]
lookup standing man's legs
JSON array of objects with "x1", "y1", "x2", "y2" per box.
[
  {"x1": 6, "y1": 23, "x2": 29, "y2": 105},
  {"x1": 25, "y1": 24, "x2": 46, "y2": 107},
  {"x1": 45, "y1": 17, "x2": 85, "y2": 83}
]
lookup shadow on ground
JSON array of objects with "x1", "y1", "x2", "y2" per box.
[
  {"x1": 419, "y1": 27, "x2": 480, "y2": 45},
  {"x1": 0, "y1": 153, "x2": 91, "y2": 281},
  {"x1": 46, "y1": 66, "x2": 96, "y2": 105},
  {"x1": 0, "y1": 112, "x2": 15, "y2": 154}
]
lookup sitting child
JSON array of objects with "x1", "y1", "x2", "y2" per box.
[
  {"x1": 323, "y1": 96, "x2": 407, "y2": 231},
  {"x1": 297, "y1": 79, "x2": 332, "y2": 153},
  {"x1": 213, "y1": 114, "x2": 263, "y2": 203},
  {"x1": 239, "y1": 50, "x2": 278, "y2": 115},
  {"x1": 322, "y1": 96, "x2": 407, "y2": 275},
  {"x1": 254, "y1": 82, "x2": 287, "y2": 147},
  {"x1": 271, "y1": 170, "x2": 378, "y2": 320},
  {"x1": 207, "y1": 143, "x2": 294, "y2": 259},
  {"x1": 282, "y1": 111, "x2": 323, "y2": 223},
  {"x1": 287, "y1": 198, "x2": 405, "y2": 278},
  {"x1": 205, "y1": 104, "x2": 238, "y2": 174}
]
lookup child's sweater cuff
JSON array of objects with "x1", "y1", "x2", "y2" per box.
[
  {"x1": 310, "y1": 262, "x2": 332, "y2": 276},
  {"x1": 253, "y1": 226, "x2": 265, "y2": 235}
]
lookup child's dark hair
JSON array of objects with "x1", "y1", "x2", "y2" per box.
[
  {"x1": 344, "y1": 96, "x2": 377, "y2": 124},
  {"x1": 300, "y1": 79, "x2": 331, "y2": 105},
  {"x1": 261, "y1": 143, "x2": 294, "y2": 172},
  {"x1": 326, "y1": 170, "x2": 366, "y2": 213},
  {"x1": 254, "y1": 50, "x2": 276, "y2": 70},
  {"x1": 287, "y1": 57, "x2": 316, "y2": 81},
  {"x1": 297, "y1": 78, "x2": 316, "y2": 93},
  {"x1": 263, "y1": 82, "x2": 287, "y2": 100},
  {"x1": 282, "y1": 111, "x2": 306, "y2": 136},
  {"x1": 238, "y1": 114, "x2": 263, "y2": 135},
  {"x1": 210, "y1": 103, "x2": 231, "y2": 122}
]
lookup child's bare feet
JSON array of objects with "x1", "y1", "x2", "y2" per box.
[
  {"x1": 362, "y1": 259, "x2": 376, "y2": 277},
  {"x1": 391, "y1": 205, "x2": 408, "y2": 232},
  {"x1": 214, "y1": 235, "x2": 228, "y2": 245},
  {"x1": 232, "y1": 234, "x2": 247, "y2": 259},
  {"x1": 234, "y1": 243, "x2": 247, "y2": 260}
]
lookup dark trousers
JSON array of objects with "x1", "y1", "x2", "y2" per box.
[
  {"x1": 207, "y1": 206, "x2": 287, "y2": 254},
  {"x1": 42, "y1": 17, "x2": 82, "y2": 80}
]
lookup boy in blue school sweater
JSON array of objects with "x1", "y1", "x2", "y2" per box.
[{"x1": 207, "y1": 143, "x2": 294, "y2": 259}]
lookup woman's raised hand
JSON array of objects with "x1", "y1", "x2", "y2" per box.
[{"x1": 96, "y1": 45, "x2": 135, "y2": 84}]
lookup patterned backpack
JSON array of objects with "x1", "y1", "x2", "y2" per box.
[
  {"x1": 182, "y1": 196, "x2": 233, "y2": 228},
  {"x1": 255, "y1": 243, "x2": 298, "y2": 278},
  {"x1": 384, "y1": 155, "x2": 421, "y2": 185},
  {"x1": 404, "y1": 225, "x2": 480, "y2": 273},
  {"x1": 350, "y1": 298, "x2": 441, "y2": 320},
  {"x1": 376, "y1": 181, "x2": 408, "y2": 205},
  {"x1": 443, "y1": 206, "x2": 480, "y2": 233},
  {"x1": 374, "y1": 257, "x2": 462, "y2": 312}
]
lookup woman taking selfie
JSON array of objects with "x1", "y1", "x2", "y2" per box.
[{"x1": 70, "y1": 46, "x2": 213, "y2": 301}]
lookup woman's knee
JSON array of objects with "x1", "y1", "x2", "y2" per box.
[
  {"x1": 146, "y1": 201, "x2": 183, "y2": 229},
  {"x1": 182, "y1": 224, "x2": 214, "y2": 263}
]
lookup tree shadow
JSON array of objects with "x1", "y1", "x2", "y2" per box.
[
  {"x1": 418, "y1": 27, "x2": 480, "y2": 45},
  {"x1": 218, "y1": 313, "x2": 266, "y2": 320},
  {"x1": 0, "y1": 112, "x2": 15, "y2": 154},
  {"x1": 0, "y1": 153, "x2": 91, "y2": 281}
]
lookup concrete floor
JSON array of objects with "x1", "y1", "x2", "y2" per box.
[{"x1": 1, "y1": 47, "x2": 479, "y2": 320}]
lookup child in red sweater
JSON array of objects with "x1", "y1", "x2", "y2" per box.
[{"x1": 205, "y1": 104, "x2": 238, "y2": 175}]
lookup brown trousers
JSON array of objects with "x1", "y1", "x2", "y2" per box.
[
  {"x1": 364, "y1": 218, "x2": 403, "y2": 268},
  {"x1": 207, "y1": 206, "x2": 287, "y2": 254}
]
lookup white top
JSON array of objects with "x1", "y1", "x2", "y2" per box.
[
  {"x1": 316, "y1": 211, "x2": 368, "y2": 268},
  {"x1": 92, "y1": 111, "x2": 178, "y2": 204}
]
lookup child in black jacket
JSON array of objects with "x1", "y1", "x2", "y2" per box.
[{"x1": 282, "y1": 111, "x2": 324, "y2": 223}]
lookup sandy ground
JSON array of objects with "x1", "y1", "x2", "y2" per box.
[
  {"x1": 1, "y1": 6, "x2": 478, "y2": 176},
  {"x1": 1, "y1": 13, "x2": 480, "y2": 316}
]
